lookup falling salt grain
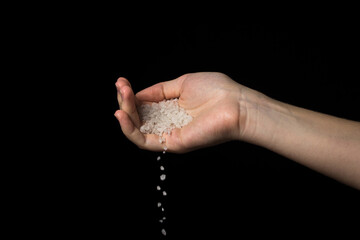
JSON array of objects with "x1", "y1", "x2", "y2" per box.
[
  {"x1": 137, "y1": 100, "x2": 190, "y2": 239},
  {"x1": 157, "y1": 202, "x2": 161, "y2": 207},
  {"x1": 163, "y1": 146, "x2": 168, "y2": 154}
]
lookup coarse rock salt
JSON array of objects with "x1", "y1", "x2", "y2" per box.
[
  {"x1": 139, "y1": 98, "x2": 192, "y2": 141},
  {"x1": 160, "y1": 174, "x2": 166, "y2": 181}
]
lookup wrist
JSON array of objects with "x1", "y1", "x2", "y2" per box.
[{"x1": 237, "y1": 88, "x2": 292, "y2": 149}]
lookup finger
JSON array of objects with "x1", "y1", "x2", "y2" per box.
[
  {"x1": 115, "y1": 77, "x2": 141, "y2": 128},
  {"x1": 135, "y1": 74, "x2": 187, "y2": 102},
  {"x1": 115, "y1": 110, "x2": 145, "y2": 147},
  {"x1": 120, "y1": 85, "x2": 141, "y2": 128},
  {"x1": 116, "y1": 77, "x2": 132, "y2": 89},
  {"x1": 115, "y1": 110, "x2": 165, "y2": 152},
  {"x1": 115, "y1": 77, "x2": 131, "y2": 108},
  {"x1": 115, "y1": 77, "x2": 132, "y2": 106}
]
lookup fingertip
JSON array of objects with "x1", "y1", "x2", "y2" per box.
[
  {"x1": 115, "y1": 110, "x2": 166, "y2": 152},
  {"x1": 115, "y1": 77, "x2": 131, "y2": 91},
  {"x1": 114, "y1": 110, "x2": 128, "y2": 129},
  {"x1": 115, "y1": 109, "x2": 128, "y2": 123},
  {"x1": 116, "y1": 77, "x2": 131, "y2": 88},
  {"x1": 115, "y1": 110, "x2": 136, "y2": 135},
  {"x1": 115, "y1": 109, "x2": 147, "y2": 148},
  {"x1": 135, "y1": 83, "x2": 164, "y2": 102},
  {"x1": 115, "y1": 81, "x2": 121, "y2": 90},
  {"x1": 114, "y1": 110, "x2": 122, "y2": 121},
  {"x1": 117, "y1": 77, "x2": 128, "y2": 83}
]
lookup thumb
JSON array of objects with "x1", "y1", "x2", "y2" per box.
[{"x1": 136, "y1": 74, "x2": 187, "y2": 102}]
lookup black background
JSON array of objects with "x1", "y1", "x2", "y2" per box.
[{"x1": 13, "y1": 9, "x2": 360, "y2": 239}]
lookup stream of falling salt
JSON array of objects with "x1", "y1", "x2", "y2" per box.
[{"x1": 157, "y1": 145, "x2": 168, "y2": 237}]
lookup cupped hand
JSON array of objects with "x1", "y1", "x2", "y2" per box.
[{"x1": 115, "y1": 72, "x2": 257, "y2": 153}]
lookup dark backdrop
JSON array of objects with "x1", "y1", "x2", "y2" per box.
[{"x1": 21, "y1": 14, "x2": 360, "y2": 239}]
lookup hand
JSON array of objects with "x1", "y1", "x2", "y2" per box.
[
  {"x1": 115, "y1": 72, "x2": 360, "y2": 188},
  {"x1": 115, "y1": 72, "x2": 262, "y2": 153}
]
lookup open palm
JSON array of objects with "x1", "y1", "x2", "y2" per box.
[{"x1": 115, "y1": 72, "x2": 249, "y2": 153}]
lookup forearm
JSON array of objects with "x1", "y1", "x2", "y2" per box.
[{"x1": 244, "y1": 93, "x2": 360, "y2": 189}]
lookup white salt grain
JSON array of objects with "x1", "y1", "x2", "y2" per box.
[
  {"x1": 160, "y1": 174, "x2": 166, "y2": 181},
  {"x1": 159, "y1": 136, "x2": 166, "y2": 144},
  {"x1": 139, "y1": 98, "x2": 192, "y2": 137},
  {"x1": 140, "y1": 100, "x2": 185, "y2": 239}
]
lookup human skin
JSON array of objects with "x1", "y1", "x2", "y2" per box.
[{"x1": 115, "y1": 72, "x2": 360, "y2": 189}]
